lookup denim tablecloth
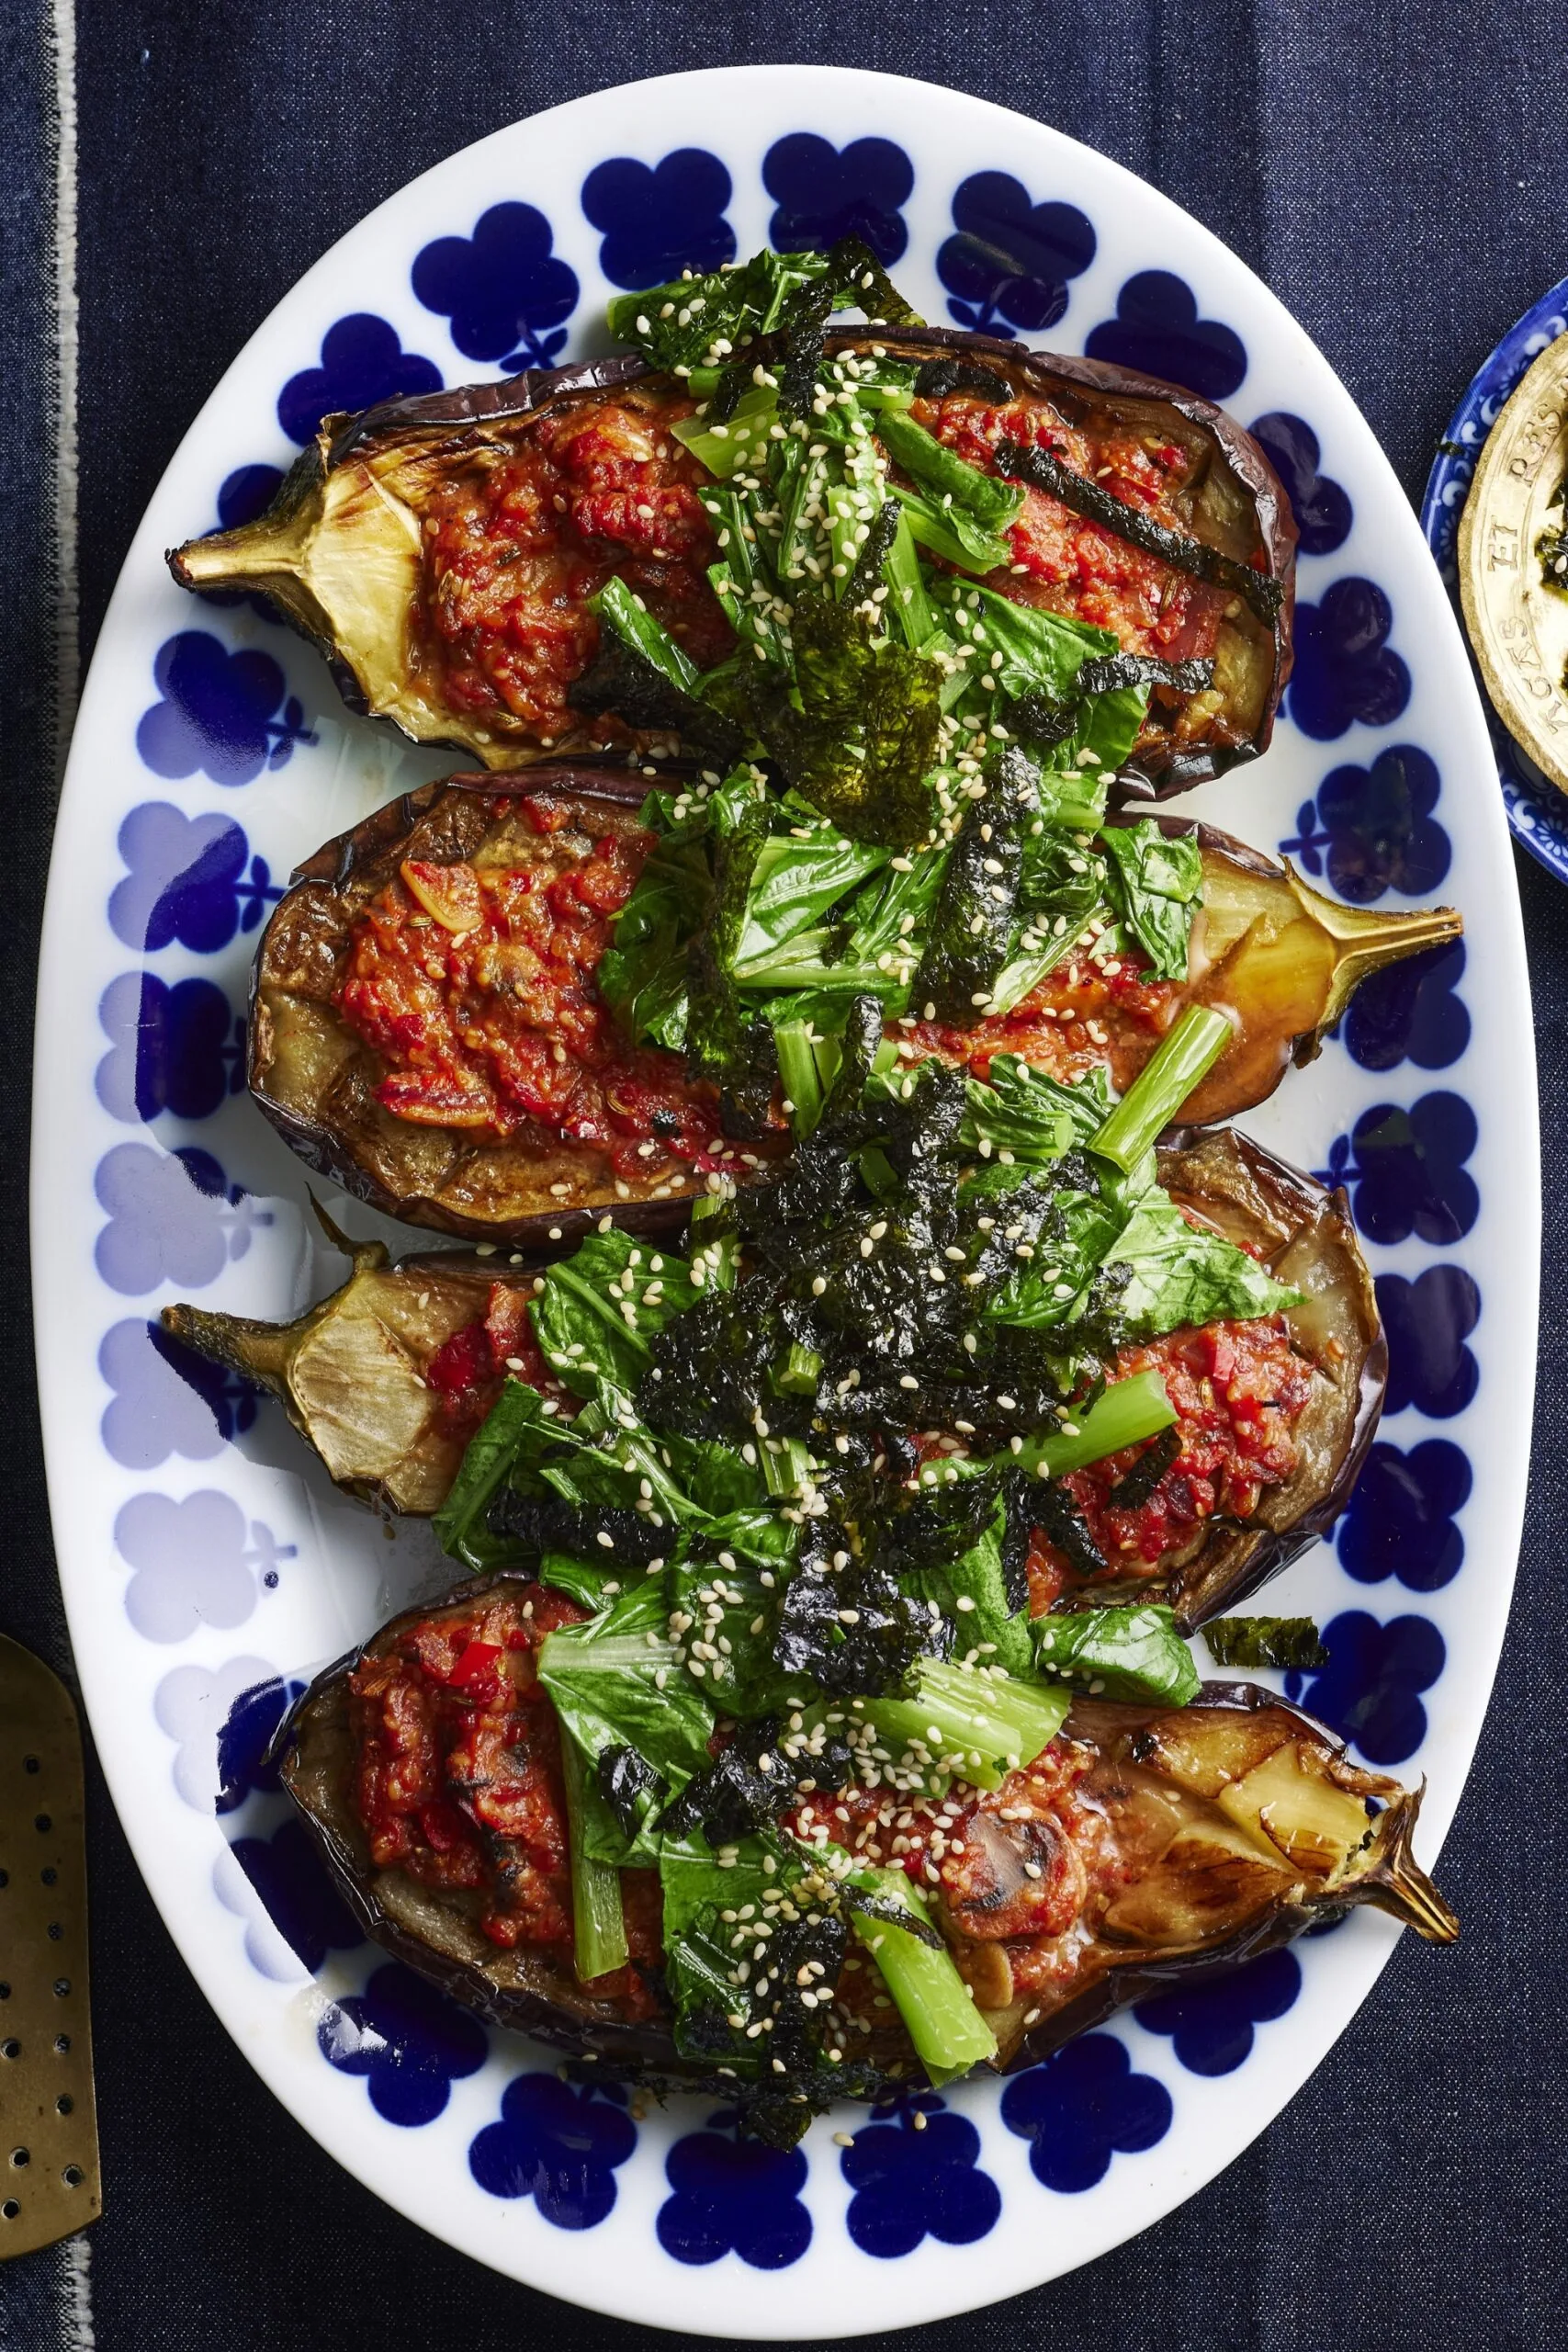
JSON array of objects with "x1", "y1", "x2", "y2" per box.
[{"x1": 4, "y1": 6, "x2": 1566, "y2": 2346}]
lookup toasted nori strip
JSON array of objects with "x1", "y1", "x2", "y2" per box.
[
  {"x1": 599, "y1": 1745, "x2": 667, "y2": 1837},
  {"x1": 842, "y1": 1889, "x2": 945, "y2": 1950},
  {"x1": 660, "y1": 1715, "x2": 854, "y2": 1846},
  {"x1": 998, "y1": 1469, "x2": 1039, "y2": 1614},
  {"x1": 486, "y1": 1488, "x2": 670, "y2": 1568},
  {"x1": 1202, "y1": 1615, "x2": 1330, "y2": 1671},
  {"x1": 1010, "y1": 691, "x2": 1081, "y2": 750},
  {"x1": 567, "y1": 635, "x2": 743, "y2": 763},
  {"x1": 914, "y1": 743, "x2": 1037, "y2": 1019},
  {"x1": 913, "y1": 356, "x2": 1015, "y2": 403},
  {"x1": 876, "y1": 1476, "x2": 1004, "y2": 1577},
  {"x1": 776, "y1": 275, "x2": 840, "y2": 420},
  {"x1": 1029, "y1": 1481, "x2": 1110, "y2": 1583},
  {"x1": 703, "y1": 363, "x2": 750, "y2": 424},
  {"x1": 773, "y1": 1521, "x2": 952, "y2": 1696},
  {"x1": 1109, "y1": 1425, "x2": 1183, "y2": 1510},
  {"x1": 682, "y1": 799, "x2": 780, "y2": 1134},
  {"x1": 1077, "y1": 652, "x2": 1216, "y2": 696},
  {"x1": 773, "y1": 237, "x2": 920, "y2": 423},
  {"x1": 846, "y1": 499, "x2": 901, "y2": 605},
  {"x1": 994, "y1": 439, "x2": 1285, "y2": 626}
]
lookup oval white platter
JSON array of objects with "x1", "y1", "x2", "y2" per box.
[{"x1": 31, "y1": 63, "x2": 1536, "y2": 2335}]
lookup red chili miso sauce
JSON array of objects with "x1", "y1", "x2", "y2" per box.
[
  {"x1": 1025, "y1": 1316, "x2": 1315, "y2": 1610},
  {"x1": 334, "y1": 797, "x2": 726, "y2": 1179},
  {"x1": 416, "y1": 393, "x2": 734, "y2": 742},
  {"x1": 350, "y1": 1585, "x2": 662, "y2": 2010}
]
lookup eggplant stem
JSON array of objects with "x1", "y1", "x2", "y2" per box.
[
  {"x1": 160, "y1": 1303, "x2": 296, "y2": 1393},
  {"x1": 170, "y1": 514, "x2": 308, "y2": 590},
  {"x1": 1351, "y1": 1791, "x2": 1460, "y2": 1944},
  {"x1": 1287, "y1": 862, "x2": 1463, "y2": 1031},
  {"x1": 307, "y1": 1192, "x2": 385, "y2": 1267}
]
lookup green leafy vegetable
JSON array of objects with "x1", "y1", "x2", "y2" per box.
[
  {"x1": 1031, "y1": 1604, "x2": 1201, "y2": 1706},
  {"x1": 573, "y1": 579, "x2": 743, "y2": 762},
  {"x1": 531, "y1": 1227, "x2": 705, "y2": 1397},
  {"x1": 597, "y1": 792, "x2": 714, "y2": 1050},
  {"x1": 538, "y1": 1597, "x2": 715, "y2": 1864},
  {"x1": 914, "y1": 744, "x2": 1039, "y2": 1017},
  {"x1": 682, "y1": 790, "x2": 781, "y2": 1124},
  {"x1": 675, "y1": 383, "x2": 781, "y2": 479},
  {"x1": 876, "y1": 407, "x2": 1025, "y2": 535},
  {"x1": 854, "y1": 1657, "x2": 1071, "y2": 1793},
  {"x1": 935, "y1": 1371, "x2": 1179, "y2": 1487},
  {"x1": 893, "y1": 485, "x2": 1015, "y2": 578},
  {"x1": 559, "y1": 1730, "x2": 630, "y2": 1978},
  {"x1": 1108, "y1": 1191, "x2": 1303, "y2": 1339},
  {"x1": 1089, "y1": 1003, "x2": 1234, "y2": 1173},
  {"x1": 744, "y1": 596, "x2": 943, "y2": 847},
  {"x1": 606, "y1": 250, "x2": 838, "y2": 374},
  {"x1": 958, "y1": 1054, "x2": 1109, "y2": 1166},
  {"x1": 665, "y1": 1510, "x2": 800, "y2": 1715},
  {"x1": 883, "y1": 506, "x2": 942, "y2": 648},
  {"x1": 658, "y1": 1832, "x2": 876, "y2": 2138},
  {"x1": 849, "y1": 1871, "x2": 998, "y2": 2085},
  {"x1": 731, "y1": 821, "x2": 891, "y2": 978},
  {"x1": 1100, "y1": 821, "x2": 1204, "y2": 980},
  {"x1": 892, "y1": 1494, "x2": 1033, "y2": 1677},
  {"x1": 433, "y1": 1379, "x2": 560, "y2": 1574}
]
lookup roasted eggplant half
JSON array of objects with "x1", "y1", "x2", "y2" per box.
[
  {"x1": 277, "y1": 1570, "x2": 1452, "y2": 2141},
  {"x1": 170, "y1": 245, "x2": 1294, "y2": 792},
  {"x1": 248, "y1": 766, "x2": 1455, "y2": 1243},
  {"x1": 168, "y1": 1116, "x2": 1383, "y2": 1636},
  {"x1": 162, "y1": 1218, "x2": 546, "y2": 1513},
  {"x1": 247, "y1": 766, "x2": 754, "y2": 1244}
]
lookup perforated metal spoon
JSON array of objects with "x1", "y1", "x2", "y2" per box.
[{"x1": 0, "y1": 1635, "x2": 101, "y2": 2256}]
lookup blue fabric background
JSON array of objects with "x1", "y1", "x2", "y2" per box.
[{"x1": 4, "y1": 6, "x2": 1566, "y2": 2344}]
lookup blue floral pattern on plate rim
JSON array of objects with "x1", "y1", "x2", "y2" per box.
[{"x1": 28, "y1": 64, "x2": 1537, "y2": 2337}]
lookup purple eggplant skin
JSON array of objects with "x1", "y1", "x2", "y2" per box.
[
  {"x1": 276, "y1": 1585, "x2": 1451, "y2": 2103},
  {"x1": 168, "y1": 325, "x2": 1294, "y2": 791},
  {"x1": 247, "y1": 762, "x2": 737, "y2": 1251},
  {"x1": 1148, "y1": 1126, "x2": 1386, "y2": 1632}
]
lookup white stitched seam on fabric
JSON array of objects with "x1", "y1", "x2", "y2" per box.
[
  {"x1": 45, "y1": 0, "x2": 80, "y2": 797},
  {"x1": 42, "y1": 0, "x2": 94, "y2": 2304},
  {"x1": 62, "y1": 2236, "x2": 96, "y2": 2352}
]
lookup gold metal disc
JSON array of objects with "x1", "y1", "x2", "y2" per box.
[
  {"x1": 0, "y1": 1635, "x2": 101, "y2": 2258},
  {"x1": 1458, "y1": 330, "x2": 1568, "y2": 797}
]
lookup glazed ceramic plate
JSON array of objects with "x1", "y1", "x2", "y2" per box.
[
  {"x1": 1423, "y1": 271, "x2": 1568, "y2": 880},
  {"x1": 32, "y1": 66, "x2": 1537, "y2": 2333}
]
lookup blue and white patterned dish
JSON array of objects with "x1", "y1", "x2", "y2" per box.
[
  {"x1": 1422, "y1": 273, "x2": 1568, "y2": 880},
  {"x1": 31, "y1": 66, "x2": 1538, "y2": 2334}
]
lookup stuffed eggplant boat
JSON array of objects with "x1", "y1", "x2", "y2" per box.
[
  {"x1": 278, "y1": 1570, "x2": 1453, "y2": 2146},
  {"x1": 170, "y1": 1048, "x2": 1383, "y2": 1631},
  {"x1": 170, "y1": 240, "x2": 1294, "y2": 798},
  {"x1": 246, "y1": 758, "x2": 1457, "y2": 1242}
]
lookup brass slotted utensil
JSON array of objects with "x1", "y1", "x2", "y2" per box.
[{"x1": 0, "y1": 1634, "x2": 101, "y2": 2256}]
